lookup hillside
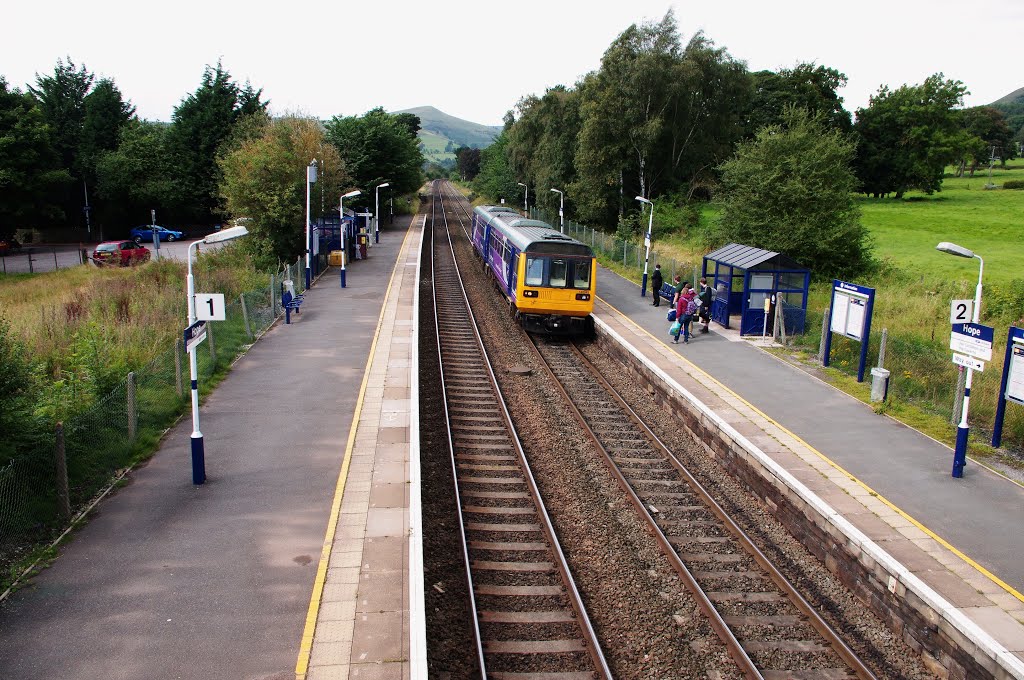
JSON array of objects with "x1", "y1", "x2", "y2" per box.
[
  {"x1": 991, "y1": 86, "x2": 1024, "y2": 106},
  {"x1": 394, "y1": 106, "x2": 501, "y2": 165},
  {"x1": 989, "y1": 87, "x2": 1024, "y2": 144}
]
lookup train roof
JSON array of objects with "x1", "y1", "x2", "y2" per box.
[
  {"x1": 503, "y1": 224, "x2": 594, "y2": 257},
  {"x1": 476, "y1": 205, "x2": 520, "y2": 215}
]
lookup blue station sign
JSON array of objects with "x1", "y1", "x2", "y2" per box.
[{"x1": 950, "y1": 322, "x2": 994, "y2": 361}]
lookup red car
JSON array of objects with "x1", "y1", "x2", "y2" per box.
[{"x1": 93, "y1": 240, "x2": 152, "y2": 266}]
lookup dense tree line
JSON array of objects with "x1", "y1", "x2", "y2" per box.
[
  {"x1": 474, "y1": 10, "x2": 1015, "y2": 279},
  {"x1": 0, "y1": 59, "x2": 424, "y2": 264}
]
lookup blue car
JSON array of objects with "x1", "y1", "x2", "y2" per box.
[{"x1": 130, "y1": 225, "x2": 184, "y2": 243}]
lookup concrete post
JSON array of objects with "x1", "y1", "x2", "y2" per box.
[
  {"x1": 240, "y1": 293, "x2": 252, "y2": 339},
  {"x1": 208, "y1": 322, "x2": 216, "y2": 365},
  {"x1": 877, "y1": 328, "x2": 888, "y2": 368},
  {"x1": 818, "y1": 307, "x2": 830, "y2": 364},
  {"x1": 174, "y1": 338, "x2": 183, "y2": 398}
]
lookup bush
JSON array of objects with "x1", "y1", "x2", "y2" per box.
[{"x1": 1002, "y1": 180, "x2": 1024, "y2": 190}]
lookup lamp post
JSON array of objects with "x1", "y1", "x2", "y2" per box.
[
  {"x1": 374, "y1": 181, "x2": 390, "y2": 244},
  {"x1": 339, "y1": 190, "x2": 361, "y2": 288},
  {"x1": 550, "y1": 188, "x2": 564, "y2": 233},
  {"x1": 517, "y1": 182, "x2": 528, "y2": 215},
  {"x1": 185, "y1": 225, "x2": 249, "y2": 484},
  {"x1": 305, "y1": 159, "x2": 317, "y2": 289},
  {"x1": 636, "y1": 196, "x2": 654, "y2": 298},
  {"x1": 937, "y1": 240, "x2": 984, "y2": 478}
]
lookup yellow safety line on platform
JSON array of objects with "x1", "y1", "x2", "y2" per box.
[
  {"x1": 295, "y1": 226, "x2": 418, "y2": 680},
  {"x1": 596, "y1": 295, "x2": 1024, "y2": 605}
]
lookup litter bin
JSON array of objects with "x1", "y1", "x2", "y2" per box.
[
  {"x1": 870, "y1": 367, "x2": 890, "y2": 402},
  {"x1": 328, "y1": 250, "x2": 343, "y2": 266}
]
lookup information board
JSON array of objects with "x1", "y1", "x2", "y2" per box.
[
  {"x1": 830, "y1": 282, "x2": 870, "y2": 341},
  {"x1": 1008, "y1": 342, "x2": 1024, "y2": 406}
]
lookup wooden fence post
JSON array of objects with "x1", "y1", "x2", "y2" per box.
[
  {"x1": 174, "y1": 338, "x2": 183, "y2": 398},
  {"x1": 55, "y1": 422, "x2": 70, "y2": 521},
  {"x1": 818, "y1": 307, "x2": 830, "y2": 363}
]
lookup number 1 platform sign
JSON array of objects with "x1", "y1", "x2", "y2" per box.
[
  {"x1": 992, "y1": 327, "x2": 1024, "y2": 448},
  {"x1": 195, "y1": 293, "x2": 226, "y2": 321},
  {"x1": 823, "y1": 280, "x2": 876, "y2": 382}
]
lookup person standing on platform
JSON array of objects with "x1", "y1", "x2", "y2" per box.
[
  {"x1": 671, "y1": 274, "x2": 684, "y2": 307},
  {"x1": 673, "y1": 283, "x2": 697, "y2": 343},
  {"x1": 651, "y1": 264, "x2": 663, "y2": 307},
  {"x1": 697, "y1": 277, "x2": 713, "y2": 333}
]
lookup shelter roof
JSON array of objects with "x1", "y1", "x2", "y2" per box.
[{"x1": 704, "y1": 242, "x2": 807, "y2": 271}]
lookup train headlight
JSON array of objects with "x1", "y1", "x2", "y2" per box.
[
  {"x1": 575, "y1": 293, "x2": 590, "y2": 301},
  {"x1": 523, "y1": 290, "x2": 539, "y2": 298}
]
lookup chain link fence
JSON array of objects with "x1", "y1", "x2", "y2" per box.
[{"x1": 0, "y1": 257, "x2": 309, "y2": 574}]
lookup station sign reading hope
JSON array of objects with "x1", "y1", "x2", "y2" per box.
[{"x1": 950, "y1": 322, "x2": 994, "y2": 362}]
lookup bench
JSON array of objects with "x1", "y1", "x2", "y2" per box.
[
  {"x1": 282, "y1": 289, "x2": 304, "y2": 324},
  {"x1": 658, "y1": 283, "x2": 676, "y2": 302}
]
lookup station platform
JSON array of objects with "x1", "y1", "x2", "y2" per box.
[
  {"x1": 0, "y1": 216, "x2": 424, "y2": 680},
  {"x1": 594, "y1": 265, "x2": 1024, "y2": 677}
]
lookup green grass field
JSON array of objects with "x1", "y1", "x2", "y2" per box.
[
  {"x1": 418, "y1": 130, "x2": 455, "y2": 163},
  {"x1": 860, "y1": 161, "x2": 1024, "y2": 287}
]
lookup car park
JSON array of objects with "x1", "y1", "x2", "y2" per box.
[
  {"x1": 93, "y1": 240, "x2": 152, "y2": 266},
  {"x1": 0, "y1": 238, "x2": 22, "y2": 255},
  {"x1": 130, "y1": 225, "x2": 184, "y2": 243}
]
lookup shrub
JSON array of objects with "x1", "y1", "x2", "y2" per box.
[{"x1": 1002, "y1": 180, "x2": 1024, "y2": 190}]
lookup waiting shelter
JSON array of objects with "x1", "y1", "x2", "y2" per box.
[{"x1": 702, "y1": 243, "x2": 811, "y2": 336}]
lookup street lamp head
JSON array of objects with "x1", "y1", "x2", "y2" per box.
[
  {"x1": 936, "y1": 241, "x2": 975, "y2": 259},
  {"x1": 342, "y1": 190, "x2": 361, "y2": 199},
  {"x1": 204, "y1": 225, "x2": 249, "y2": 244},
  {"x1": 635, "y1": 196, "x2": 652, "y2": 205},
  {"x1": 377, "y1": 182, "x2": 390, "y2": 190},
  {"x1": 550, "y1": 188, "x2": 561, "y2": 194},
  {"x1": 517, "y1": 182, "x2": 526, "y2": 188}
]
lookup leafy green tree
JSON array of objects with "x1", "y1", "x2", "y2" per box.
[
  {"x1": 95, "y1": 120, "x2": 183, "y2": 231},
  {"x1": 0, "y1": 78, "x2": 71, "y2": 235},
  {"x1": 573, "y1": 12, "x2": 750, "y2": 225},
  {"x1": 473, "y1": 132, "x2": 518, "y2": 204},
  {"x1": 715, "y1": 108, "x2": 871, "y2": 279},
  {"x1": 957, "y1": 106, "x2": 1014, "y2": 175},
  {"x1": 219, "y1": 115, "x2": 347, "y2": 265},
  {"x1": 455, "y1": 146, "x2": 481, "y2": 181},
  {"x1": 167, "y1": 62, "x2": 268, "y2": 223},
  {"x1": 853, "y1": 74, "x2": 972, "y2": 198},
  {"x1": 28, "y1": 58, "x2": 93, "y2": 173},
  {"x1": 748, "y1": 64, "x2": 851, "y2": 135},
  {"x1": 324, "y1": 107, "x2": 423, "y2": 197},
  {"x1": 80, "y1": 79, "x2": 135, "y2": 182}
]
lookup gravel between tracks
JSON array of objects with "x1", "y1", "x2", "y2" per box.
[{"x1": 421, "y1": 189, "x2": 936, "y2": 679}]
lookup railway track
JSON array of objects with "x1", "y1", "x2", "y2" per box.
[
  {"x1": 429, "y1": 182, "x2": 612, "y2": 679},
  {"x1": 528, "y1": 336, "x2": 877, "y2": 680}
]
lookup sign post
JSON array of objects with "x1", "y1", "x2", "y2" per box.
[
  {"x1": 823, "y1": 280, "x2": 876, "y2": 382},
  {"x1": 948, "y1": 320, "x2": 994, "y2": 477},
  {"x1": 992, "y1": 327, "x2": 1024, "y2": 448}
]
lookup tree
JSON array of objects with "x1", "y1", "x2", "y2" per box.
[
  {"x1": 473, "y1": 132, "x2": 518, "y2": 204},
  {"x1": 853, "y1": 74, "x2": 971, "y2": 198},
  {"x1": 957, "y1": 106, "x2": 1014, "y2": 176},
  {"x1": 219, "y1": 115, "x2": 348, "y2": 265},
  {"x1": 95, "y1": 120, "x2": 184, "y2": 230},
  {"x1": 715, "y1": 108, "x2": 871, "y2": 279},
  {"x1": 0, "y1": 78, "x2": 71, "y2": 235},
  {"x1": 167, "y1": 62, "x2": 268, "y2": 223},
  {"x1": 455, "y1": 146, "x2": 481, "y2": 181},
  {"x1": 747, "y1": 63, "x2": 851, "y2": 135},
  {"x1": 324, "y1": 108, "x2": 423, "y2": 197}
]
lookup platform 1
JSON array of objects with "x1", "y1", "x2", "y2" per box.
[{"x1": 594, "y1": 264, "x2": 1024, "y2": 678}]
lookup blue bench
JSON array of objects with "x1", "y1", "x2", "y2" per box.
[
  {"x1": 658, "y1": 283, "x2": 676, "y2": 302},
  {"x1": 282, "y1": 289, "x2": 304, "y2": 324}
]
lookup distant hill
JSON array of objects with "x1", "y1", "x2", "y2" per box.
[
  {"x1": 989, "y1": 87, "x2": 1024, "y2": 144},
  {"x1": 394, "y1": 106, "x2": 501, "y2": 165}
]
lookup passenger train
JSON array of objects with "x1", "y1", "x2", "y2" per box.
[{"x1": 471, "y1": 205, "x2": 596, "y2": 335}]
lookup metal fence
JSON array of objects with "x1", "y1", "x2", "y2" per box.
[
  {"x1": 0, "y1": 257, "x2": 309, "y2": 567},
  {"x1": 1, "y1": 246, "x2": 90, "y2": 274}
]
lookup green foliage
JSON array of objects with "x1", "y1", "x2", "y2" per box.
[
  {"x1": 219, "y1": 115, "x2": 347, "y2": 266},
  {"x1": 324, "y1": 107, "x2": 424, "y2": 198},
  {"x1": 28, "y1": 58, "x2": 93, "y2": 174},
  {"x1": 1002, "y1": 180, "x2": 1024, "y2": 189},
  {"x1": 95, "y1": 120, "x2": 182, "y2": 228},
  {"x1": 167, "y1": 61, "x2": 268, "y2": 223},
  {"x1": 473, "y1": 132, "x2": 518, "y2": 204},
  {"x1": 715, "y1": 108, "x2": 871, "y2": 279},
  {"x1": 748, "y1": 63, "x2": 851, "y2": 135},
  {"x1": 0, "y1": 78, "x2": 71, "y2": 234},
  {"x1": 0, "y1": 317, "x2": 40, "y2": 463},
  {"x1": 79, "y1": 79, "x2": 134, "y2": 184},
  {"x1": 455, "y1": 146, "x2": 481, "y2": 181},
  {"x1": 853, "y1": 74, "x2": 972, "y2": 198}
]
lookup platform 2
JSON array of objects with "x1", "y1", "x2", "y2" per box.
[{"x1": 595, "y1": 264, "x2": 1024, "y2": 677}]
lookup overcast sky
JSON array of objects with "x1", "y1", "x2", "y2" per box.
[{"x1": 4, "y1": 0, "x2": 1020, "y2": 127}]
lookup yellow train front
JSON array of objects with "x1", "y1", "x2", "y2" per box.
[{"x1": 471, "y1": 206, "x2": 596, "y2": 335}]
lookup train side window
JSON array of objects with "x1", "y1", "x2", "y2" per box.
[
  {"x1": 573, "y1": 259, "x2": 591, "y2": 289},
  {"x1": 525, "y1": 257, "x2": 544, "y2": 286},
  {"x1": 550, "y1": 259, "x2": 567, "y2": 288}
]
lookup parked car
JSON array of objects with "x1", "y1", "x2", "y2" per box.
[
  {"x1": 93, "y1": 240, "x2": 152, "y2": 266},
  {"x1": 0, "y1": 238, "x2": 22, "y2": 255},
  {"x1": 130, "y1": 225, "x2": 184, "y2": 243}
]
